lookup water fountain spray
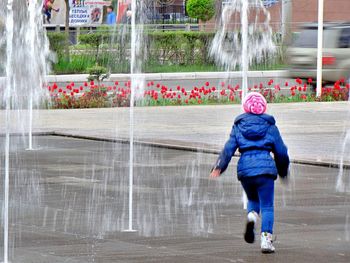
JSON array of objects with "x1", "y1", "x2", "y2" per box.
[
  {"x1": 2, "y1": 1, "x2": 50, "y2": 261},
  {"x1": 4, "y1": 1, "x2": 14, "y2": 261},
  {"x1": 210, "y1": 0, "x2": 275, "y2": 99},
  {"x1": 26, "y1": 0, "x2": 50, "y2": 150},
  {"x1": 126, "y1": 0, "x2": 138, "y2": 232},
  {"x1": 124, "y1": 0, "x2": 146, "y2": 233}
]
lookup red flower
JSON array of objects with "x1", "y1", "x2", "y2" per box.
[
  {"x1": 84, "y1": 82, "x2": 88, "y2": 87},
  {"x1": 80, "y1": 86, "x2": 83, "y2": 91},
  {"x1": 198, "y1": 99, "x2": 202, "y2": 104},
  {"x1": 205, "y1": 82, "x2": 210, "y2": 87},
  {"x1": 177, "y1": 86, "x2": 181, "y2": 91},
  {"x1": 185, "y1": 99, "x2": 189, "y2": 104},
  {"x1": 285, "y1": 81, "x2": 289, "y2": 86},
  {"x1": 211, "y1": 87, "x2": 216, "y2": 91},
  {"x1": 156, "y1": 83, "x2": 161, "y2": 88},
  {"x1": 221, "y1": 82, "x2": 225, "y2": 87},
  {"x1": 58, "y1": 88, "x2": 62, "y2": 93},
  {"x1": 334, "y1": 83, "x2": 341, "y2": 90},
  {"x1": 296, "y1": 78, "x2": 302, "y2": 85},
  {"x1": 90, "y1": 81, "x2": 94, "y2": 86},
  {"x1": 301, "y1": 94, "x2": 307, "y2": 100},
  {"x1": 291, "y1": 91, "x2": 296, "y2": 96},
  {"x1": 307, "y1": 78, "x2": 313, "y2": 83},
  {"x1": 71, "y1": 82, "x2": 75, "y2": 86},
  {"x1": 177, "y1": 95, "x2": 181, "y2": 99}
]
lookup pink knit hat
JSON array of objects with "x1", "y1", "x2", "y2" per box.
[{"x1": 242, "y1": 92, "x2": 267, "y2": 115}]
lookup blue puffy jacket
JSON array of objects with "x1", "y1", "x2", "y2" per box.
[{"x1": 214, "y1": 113, "x2": 289, "y2": 180}]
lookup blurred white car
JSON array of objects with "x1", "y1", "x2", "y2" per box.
[{"x1": 286, "y1": 22, "x2": 350, "y2": 83}]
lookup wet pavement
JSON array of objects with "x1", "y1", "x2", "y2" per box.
[
  {"x1": 0, "y1": 136, "x2": 349, "y2": 262},
  {"x1": 1, "y1": 101, "x2": 349, "y2": 166}
]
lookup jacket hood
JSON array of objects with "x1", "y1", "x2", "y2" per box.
[{"x1": 234, "y1": 113, "x2": 275, "y2": 140}]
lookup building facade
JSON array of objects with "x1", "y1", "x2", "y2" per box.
[{"x1": 269, "y1": 0, "x2": 350, "y2": 32}]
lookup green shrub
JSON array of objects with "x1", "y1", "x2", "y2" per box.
[
  {"x1": 48, "y1": 30, "x2": 284, "y2": 74},
  {"x1": 147, "y1": 31, "x2": 215, "y2": 66},
  {"x1": 87, "y1": 65, "x2": 109, "y2": 84},
  {"x1": 78, "y1": 31, "x2": 112, "y2": 62},
  {"x1": 47, "y1": 32, "x2": 67, "y2": 56},
  {"x1": 186, "y1": 0, "x2": 215, "y2": 22}
]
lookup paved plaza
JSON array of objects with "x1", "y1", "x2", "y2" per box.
[
  {"x1": 0, "y1": 136, "x2": 349, "y2": 262},
  {"x1": 0, "y1": 102, "x2": 350, "y2": 262},
  {"x1": 1, "y1": 101, "x2": 349, "y2": 164}
]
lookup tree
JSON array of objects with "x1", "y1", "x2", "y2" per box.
[{"x1": 186, "y1": 0, "x2": 215, "y2": 22}]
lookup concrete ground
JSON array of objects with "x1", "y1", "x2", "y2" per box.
[
  {"x1": 0, "y1": 136, "x2": 349, "y2": 263},
  {"x1": 1, "y1": 101, "x2": 350, "y2": 262},
  {"x1": 1, "y1": 101, "x2": 349, "y2": 165}
]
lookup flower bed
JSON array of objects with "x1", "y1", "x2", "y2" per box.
[{"x1": 47, "y1": 78, "x2": 350, "y2": 109}]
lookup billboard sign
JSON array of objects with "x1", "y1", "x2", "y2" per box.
[{"x1": 43, "y1": 0, "x2": 112, "y2": 26}]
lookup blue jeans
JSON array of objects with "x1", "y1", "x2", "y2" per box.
[{"x1": 241, "y1": 175, "x2": 274, "y2": 234}]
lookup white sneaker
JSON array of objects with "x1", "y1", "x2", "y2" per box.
[
  {"x1": 244, "y1": 211, "x2": 258, "y2": 243},
  {"x1": 260, "y1": 232, "x2": 275, "y2": 253}
]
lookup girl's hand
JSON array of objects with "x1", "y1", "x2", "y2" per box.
[
  {"x1": 280, "y1": 175, "x2": 289, "y2": 186},
  {"x1": 210, "y1": 169, "x2": 221, "y2": 178}
]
